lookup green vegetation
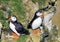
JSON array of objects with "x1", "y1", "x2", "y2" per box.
[
  {"x1": 0, "y1": 0, "x2": 25, "y2": 28},
  {"x1": 17, "y1": 35, "x2": 30, "y2": 42},
  {"x1": 0, "y1": 10, "x2": 9, "y2": 28}
]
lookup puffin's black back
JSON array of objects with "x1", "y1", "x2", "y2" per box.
[{"x1": 11, "y1": 21, "x2": 30, "y2": 35}]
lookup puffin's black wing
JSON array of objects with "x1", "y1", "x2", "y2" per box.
[
  {"x1": 27, "y1": 17, "x2": 35, "y2": 29},
  {"x1": 14, "y1": 22, "x2": 30, "y2": 35},
  {"x1": 27, "y1": 12, "x2": 38, "y2": 29}
]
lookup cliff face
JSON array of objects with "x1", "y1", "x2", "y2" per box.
[
  {"x1": 0, "y1": 0, "x2": 60, "y2": 42},
  {"x1": 52, "y1": 0, "x2": 60, "y2": 41}
]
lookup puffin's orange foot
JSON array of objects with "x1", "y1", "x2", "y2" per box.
[
  {"x1": 12, "y1": 32, "x2": 19, "y2": 40},
  {"x1": 33, "y1": 29, "x2": 40, "y2": 35}
]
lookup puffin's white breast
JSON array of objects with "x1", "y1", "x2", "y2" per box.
[
  {"x1": 9, "y1": 22, "x2": 15, "y2": 30},
  {"x1": 32, "y1": 17, "x2": 42, "y2": 29}
]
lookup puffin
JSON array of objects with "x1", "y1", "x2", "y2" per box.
[
  {"x1": 0, "y1": 5, "x2": 30, "y2": 39},
  {"x1": 27, "y1": 10, "x2": 44, "y2": 35},
  {"x1": 8, "y1": 16, "x2": 30, "y2": 39}
]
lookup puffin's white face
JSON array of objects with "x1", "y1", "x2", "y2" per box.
[
  {"x1": 11, "y1": 16, "x2": 17, "y2": 22},
  {"x1": 36, "y1": 12, "x2": 43, "y2": 17}
]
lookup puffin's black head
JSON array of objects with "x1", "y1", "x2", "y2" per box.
[{"x1": 35, "y1": 10, "x2": 44, "y2": 18}]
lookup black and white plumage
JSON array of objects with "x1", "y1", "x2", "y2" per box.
[
  {"x1": 27, "y1": 10, "x2": 44, "y2": 29},
  {"x1": 9, "y1": 16, "x2": 30, "y2": 36}
]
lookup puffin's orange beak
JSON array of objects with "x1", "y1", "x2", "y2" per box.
[
  {"x1": 12, "y1": 32, "x2": 19, "y2": 40},
  {"x1": 41, "y1": 13, "x2": 44, "y2": 18},
  {"x1": 8, "y1": 17, "x2": 11, "y2": 21}
]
